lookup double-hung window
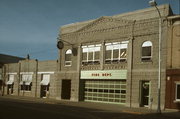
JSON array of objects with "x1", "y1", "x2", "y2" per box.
[
  {"x1": 82, "y1": 44, "x2": 101, "y2": 65},
  {"x1": 142, "y1": 41, "x2": 152, "y2": 61},
  {"x1": 105, "y1": 41, "x2": 128, "y2": 64},
  {"x1": 65, "y1": 49, "x2": 72, "y2": 66}
]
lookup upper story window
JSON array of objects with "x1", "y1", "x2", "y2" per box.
[
  {"x1": 142, "y1": 41, "x2": 152, "y2": 61},
  {"x1": 105, "y1": 41, "x2": 128, "y2": 64},
  {"x1": 176, "y1": 83, "x2": 180, "y2": 101},
  {"x1": 65, "y1": 49, "x2": 72, "y2": 66},
  {"x1": 82, "y1": 44, "x2": 101, "y2": 65}
]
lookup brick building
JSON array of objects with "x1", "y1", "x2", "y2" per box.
[
  {"x1": 2, "y1": 59, "x2": 58, "y2": 98},
  {"x1": 0, "y1": 54, "x2": 25, "y2": 95},
  {"x1": 2, "y1": 4, "x2": 180, "y2": 110},
  {"x1": 57, "y1": 4, "x2": 180, "y2": 110}
]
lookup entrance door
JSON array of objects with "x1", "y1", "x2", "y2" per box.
[
  {"x1": 61, "y1": 80, "x2": 71, "y2": 99},
  {"x1": 7, "y1": 85, "x2": 13, "y2": 95},
  {"x1": 140, "y1": 81, "x2": 150, "y2": 107}
]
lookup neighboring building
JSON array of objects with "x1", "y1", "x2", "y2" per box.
[
  {"x1": 3, "y1": 59, "x2": 58, "y2": 99},
  {"x1": 2, "y1": 4, "x2": 180, "y2": 110},
  {"x1": 165, "y1": 15, "x2": 180, "y2": 109},
  {"x1": 0, "y1": 54, "x2": 25, "y2": 95}
]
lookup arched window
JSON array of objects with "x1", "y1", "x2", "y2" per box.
[
  {"x1": 65, "y1": 49, "x2": 72, "y2": 66},
  {"x1": 142, "y1": 41, "x2": 152, "y2": 61}
]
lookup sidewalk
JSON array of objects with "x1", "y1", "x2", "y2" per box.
[{"x1": 1, "y1": 95, "x2": 179, "y2": 118}]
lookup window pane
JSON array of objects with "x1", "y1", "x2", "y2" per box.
[
  {"x1": 88, "y1": 52, "x2": 93, "y2": 61},
  {"x1": 113, "y1": 49, "x2": 119, "y2": 59},
  {"x1": 82, "y1": 52, "x2": 87, "y2": 61},
  {"x1": 66, "y1": 49, "x2": 72, "y2": 54},
  {"x1": 105, "y1": 50, "x2": 111, "y2": 59},
  {"x1": 94, "y1": 51, "x2": 100, "y2": 60},
  {"x1": 120, "y1": 49, "x2": 127, "y2": 58},
  {"x1": 142, "y1": 47, "x2": 151, "y2": 57},
  {"x1": 65, "y1": 54, "x2": 71, "y2": 61},
  {"x1": 142, "y1": 41, "x2": 152, "y2": 47},
  {"x1": 177, "y1": 84, "x2": 180, "y2": 99}
]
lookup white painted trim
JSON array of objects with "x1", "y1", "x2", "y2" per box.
[
  {"x1": 7, "y1": 72, "x2": 17, "y2": 75},
  {"x1": 81, "y1": 70, "x2": 127, "y2": 80},
  {"x1": 37, "y1": 72, "x2": 54, "y2": 74},
  {"x1": 20, "y1": 72, "x2": 34, "y2": 75}
]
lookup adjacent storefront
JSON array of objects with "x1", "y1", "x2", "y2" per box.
[{"x1": 81, "y1": 70, "x2": 127, "y2": 104}]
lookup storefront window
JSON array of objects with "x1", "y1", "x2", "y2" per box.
[
  {"x1": 65, "y1": 49, "x2": 72, "y2": 66},
  {"x1": 176, "y1": 83, "x2": 180, "y2": 101},
  {"x1": 142, "y1": 41, "x2": 152, "y2": 61},
  {"x1": 82, "y1": 44, "x2": 101, "y2": 65},
  {"x1": 105, "y1": 41, "x2": 128, "y2": 64}
]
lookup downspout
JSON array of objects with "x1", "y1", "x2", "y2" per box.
[
  {"x1": 170, "y1": 20, "x2": 173, "y2": 68},
  {"x1": 129, "y1": 20, "x2": 136, "y2": 108},
  {"x1": 35, "y1": 59, "x2": 38, "y2": 98},
  {"x1": 18, "y1": 61, "x2": 21, "y2": 96},
  {"x1": 78, "y1": 44, "x2": 82, "y2": 101},
  {"x1": 2, "y1": 65, "x2": 6, "y2": 96}
]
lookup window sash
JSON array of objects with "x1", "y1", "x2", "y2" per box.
[
  {"x1": 20, "y1": 85, "x2": 32, "y2": 91},
  {"x1": 105, "y1": 42, "x2": 128, "y2": 62},
  {"x1": 120, "y1": 49, "x2": 127, "y2": 59},
  {"x1": 65, "y1": 54, "x2": 71, "y2": 61},
  {"x1": 65, "y1": 49, "x2": 72, "y2": 66},
  {"x1": 141, "y1": 41, "x2": 152, "y2": 61},
  {"x1": 82, "y1": 45, "x2": 100, "y2": 63},
  {"x1": 142, "y1": 46, "x2": 151, "y2": 57}
]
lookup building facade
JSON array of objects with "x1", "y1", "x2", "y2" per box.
[
  {"x1": 2, "y1": 59, "x2": 58, "y2": 99},
  {"x1": 2, "y1": 4, "x2": 180, "y2": 110},
  {"x1": 57, "y1": 4, "x2": 179, "y2": 110},
  {"x1": 0, "y1": 54, "x2": 25, "y2": 95},
  {"x1": 165, "y1": 15, "x2": 180, "y2": 109}
]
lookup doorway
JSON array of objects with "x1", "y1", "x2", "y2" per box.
[
  {"x1": 61, "y1": 80, "x2": 71, "y2": 99},
  {"x1": 140, "y1": 81, "x2": 150, "y2": 107}
]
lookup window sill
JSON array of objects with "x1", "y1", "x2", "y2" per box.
[
  {"x1": 105, "y1": 61, "x2": 127, "y2": 64},
  {"x1": 173, "y1": 100, "x2": 180, "y2": 103},
  {"x1": 65, "y1": 65, "x2": 72, "y2": 67},
  {"x1": 141, "y1": 60, "x2": 153, "y2": 63},
  {"x1": 20, "y1": 91, "x2": 31, "y2": 92}
]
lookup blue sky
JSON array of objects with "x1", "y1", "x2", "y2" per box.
[{"x1": 0, "y1": 0, "x2": 179, "y2": 60}]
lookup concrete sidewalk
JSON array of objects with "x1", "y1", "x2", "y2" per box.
[{"x1": 1, "y1": 95, "x2": 179, "y2": 118}]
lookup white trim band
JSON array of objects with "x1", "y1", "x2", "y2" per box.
[
  {"x1": 20, "y1": 72, "x2": 34, "y2": 75},
  {"x1": 38, "y1": 72, "x2": 54, "y2": 74},
  {"x1": 7, "y1": 72, "x2": 17, "y2": 75}
]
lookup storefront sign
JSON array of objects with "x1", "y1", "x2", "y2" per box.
[{"x1": 81, "y1": 70, "x2": 127, "y2": 79}]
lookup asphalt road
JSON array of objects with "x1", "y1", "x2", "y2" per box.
[{"x1": 0, "y1": 97, "x2": 179, "y2": 119}]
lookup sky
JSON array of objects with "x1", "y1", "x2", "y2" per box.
[{"x1": 0, "y1": 0, "x2": 179, "y2": 61}]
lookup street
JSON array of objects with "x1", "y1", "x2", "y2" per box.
[{"x1": 0, "y1": 96, "x2": 179, "y2": 119}]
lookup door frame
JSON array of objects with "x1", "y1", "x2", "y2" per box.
[
  {"x1": 139, "y1": 80, "x2": 151, "y2": 107},
  {"x1": 61, "y1": 79, "x2": 71, "y2": 100}
]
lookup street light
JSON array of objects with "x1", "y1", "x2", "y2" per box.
[{"x1": 149, "y1": 0, "x2": 162, "y2": 114}]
